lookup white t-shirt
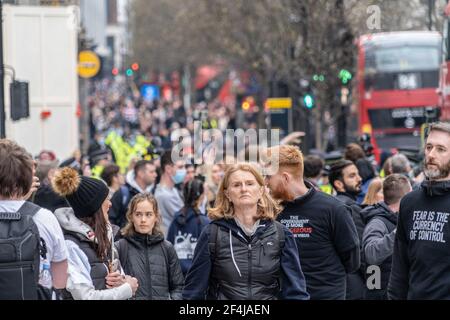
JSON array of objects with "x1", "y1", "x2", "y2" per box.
[{"x1": 0, "y1": 200, "x2": 68, "y2": 287}]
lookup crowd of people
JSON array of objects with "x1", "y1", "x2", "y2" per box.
[{"x1": 1, "y1": 77, "x2": 450, "y2": 300}]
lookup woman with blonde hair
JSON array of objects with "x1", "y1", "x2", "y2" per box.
[
  {"x1": 362, "y1": 177, "x2": 384, "y2": 206},
  {"x1": 183, "y1": 163, "x2": 309, "y2": 300},
  {"x1": 116, "y1": 193, "x2": 184, "y2": 300}
]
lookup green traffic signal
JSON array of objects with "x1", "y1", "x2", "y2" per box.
[
  {"x1": 313, "y1": 74, "x2": 325, "y2": 82},
  {"x1": 339, "y1": 69, "x2": 352, "y2": 84},
  {"x1": 126, "y1": 69, "x2": 134, "y2": 77},
  {"x1": 303, "y1": 94, "x2": 315, "y2": 109}
]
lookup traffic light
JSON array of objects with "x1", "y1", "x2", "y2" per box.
[
  {"x1": 131, "y1": 63, "x2": 140, "y2": 71},
  {"x1": 313, "y1": 74, "x2": 325, "y2": 82},
  {"x1": 303, "y1": 93, "x2": 315, "y2": 109},
  {"x1": 339, "y1": 69, "x2": 352, "y2": 84},
  {"x1": 10, "y1": 81, "x2": 30, "y2": 121},
  {"x1": 112, "y1": 68, "x2": 119, "y2": 76},
  {"x1": 126, "y1": 69, "x2": 134, "y2": 77}
]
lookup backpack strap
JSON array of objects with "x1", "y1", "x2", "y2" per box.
[
  {"x1": 17, "y1": 202, "x2": 47, "y2": 259},
  {"x1": 0, "y1": 201, "x2": 40, "y2": 221},
  {"x1": 208, "y1": 223, "x2": 219, "y2": 262},
  {"x1": 274, "y1": 221, "x2": 285, "y2": 249},
  {"x1": 17, "y1": 201, "x2": 41, "y2": 218}
]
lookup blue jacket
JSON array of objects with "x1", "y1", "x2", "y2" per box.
[
  {"x1": 182, "y1": 218, "x2": 310, "y2": 300},
  {"x1": 167, "y1": 207, "x2": 210, "y2": 275}
]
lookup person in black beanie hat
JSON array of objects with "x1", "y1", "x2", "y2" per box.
[{"x1": 51, "y1": 167, "x2": 138, "y2": 300}]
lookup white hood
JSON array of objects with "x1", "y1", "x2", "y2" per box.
[
  {"x1": 125, "y1": 170, "x2": 154, "y2": 193},
  {"x1": 54, "y1": 207, "x2": 96, "y2": 242},
  {"x1": 55, "y1": 207, "x2": 118, "y2": 266}
]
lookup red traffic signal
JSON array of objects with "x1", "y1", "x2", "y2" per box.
[
  {"x1": 131, "y1": 63, "x2": 140, "y2": 71},
  {"x1": 112, "y1": 68, "x2": 119, "y2": 76}
]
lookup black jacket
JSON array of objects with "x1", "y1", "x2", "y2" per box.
[
  {"x1": 336, "y1": 192, "x2": 366, "y2": 240},
  {"x1": 61, "y1": 231, "x2": 109, "y2": 300},
  {"x1": 183, "y1": 219, "x2": 309, "y2": 300},
  {"x1": 335, "y1": 192, "x2": 367, "y2": 300},
  {"x1": 116, "y1": 232, "x2": 184, "y2": 300},
  {"x1": 388, "y1": 180, "x2": 450, "y2": 299}
]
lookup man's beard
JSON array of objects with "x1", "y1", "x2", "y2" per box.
[
  {"x1": 344, "y1": 183, "x2": 361, "y2": 196},
  {"x1": 270, "y1": 181, "x2": 294, "y2": 201},
  {"x1": 423, "y1": 159, "x2": 450, "y2": 180}
]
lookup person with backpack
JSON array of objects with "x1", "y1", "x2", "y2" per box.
[
  {"x1": 167, "y1": 176, "x2": 210, "y2": 275},
  {"x1": 183, "y1": 163, "x2": 309, "y2": 300},
  {"x1": 265, "y1": 145, "x2": 360, "y2": 300},
  {"x1": 361, "y1": 174, "x2": 412, "y2": 300},
  {"x1": 52, "y1": 167, "x2": 139, "y2": 300},
  {"x1": 109, "y1": 160, "x2": 157, "y2": 228},
  {"x1": 116, "y1": 193, "x2": 184, "y2": 300},
  {"x1": 0, "y1": 139, "x2": 68, "y2": 300}
]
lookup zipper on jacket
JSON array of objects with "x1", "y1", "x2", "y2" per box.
[
  {"x1": 247, "y1": 243, "x2": 252, "y2": 300},
  {"x1": 145, "y1": 240, "x2": 152, "y2": 300},
  {"x1": 258, "y1": 242, "x2": 266, "y2": 266}
]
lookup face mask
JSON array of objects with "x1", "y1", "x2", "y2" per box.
[{"x1": 172, "y1": 169, "x2": 187, "y2": 185}]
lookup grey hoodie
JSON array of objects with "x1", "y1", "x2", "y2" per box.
[
  {"x1": 361, "y1": 202, "x2": 397, "y2": 266},
  {"x1": 54, "y1": 207, "x2": 117, "y2": 261}
]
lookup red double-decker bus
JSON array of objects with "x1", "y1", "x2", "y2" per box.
[
  {"x1": 356, "y1": 31, "x2": 442, "y2": 163},
  {"x1": 438, "y1": 3, "x2": 450, "y2": 119}
]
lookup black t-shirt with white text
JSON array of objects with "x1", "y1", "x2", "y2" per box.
[
  {"x1": 388, "y1": 180, "x2": 450, "y2": 300},
  {"x1": 277, "y1": 184, "x2": 360, "y2": 300}
]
